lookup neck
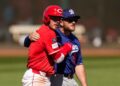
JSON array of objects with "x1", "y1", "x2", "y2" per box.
[{"x1": 60, "y1": 27, "x2": 71, "y2": 36}]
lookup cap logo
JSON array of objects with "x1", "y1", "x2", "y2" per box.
[
  {"x1": 69, "y1": 9, "x2": 74, "y2": 15},
  {"x1": 54, "y1": 8, "x2": 63, "y2": 14}
]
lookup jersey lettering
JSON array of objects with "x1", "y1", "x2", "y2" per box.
[{"x1": 70, "y1": 45, "x2": 79, "y2": 54}]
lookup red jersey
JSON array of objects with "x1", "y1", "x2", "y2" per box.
[{"x1": 27, "y1": 25, "x2": 59, "y2": 75}]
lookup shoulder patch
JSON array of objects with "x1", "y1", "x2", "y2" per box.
[
  {"x1": 52, "y1": 38, "x2": 57, "y2": 43},
  {"x1": 52, "y1": 42, "x2": 59, "y2": 49}
]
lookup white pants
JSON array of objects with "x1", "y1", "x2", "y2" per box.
[
  {"x1": 50, "y1": 74, "x2": 78, "y2": 86},
  {"x1": 22, "y1": 69, "x2": 51, "y2": 86}
]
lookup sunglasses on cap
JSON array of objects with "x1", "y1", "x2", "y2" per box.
[
  {"x1": 49, "y1": 16, "x2": 62, "y2": 21},
  {"x1": 63, "y1": 17, "x2": 79, "y2": 23}
]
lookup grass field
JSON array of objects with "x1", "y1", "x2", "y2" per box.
[{"x1": 0, "y1": 56, "x2": 120, "y2": 86}]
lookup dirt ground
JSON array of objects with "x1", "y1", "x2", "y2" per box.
[{"x1": 0, "y1": 47, "x2": 120, "y2": 57}]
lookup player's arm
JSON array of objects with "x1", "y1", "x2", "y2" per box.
[
  {"x1": 24, "y1": 32, "x2": 40, "y2": 47},
  {"x1": 50, "y1": 42, "x2": 72, "y2": 63},
  {"x1": 44, "y1": 31, "x2": 72, "y2": 63},
  {"x1": 75, "y1": 47, "x2": 88, "y2": 86},
  {"x1": 24, "y1": 36, "x2": 31, "y2": 47},
  {"x1": 75, "y1": 64, "x2": 88, "y2": 86}
]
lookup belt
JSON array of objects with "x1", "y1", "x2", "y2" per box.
[
  {"x1": 64, "y1": 74, "x2": 73, "y2": 79},
  {"x1": 32, "y1": 69, "x2": 51, "y2": 77}
]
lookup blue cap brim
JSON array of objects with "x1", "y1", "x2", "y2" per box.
[{"x1": 63, "y1": 15, "x2": 80, "y2": 20}]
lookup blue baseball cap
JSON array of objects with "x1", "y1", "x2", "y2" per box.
[{"x1": 63, "y1": 9, "x2": 80, "y2": 19}]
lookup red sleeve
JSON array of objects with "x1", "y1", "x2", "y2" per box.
[
  {"x1": 50, "y1": 43, "x2": 72, "y2": 63},
  {"x1": 43, "y1": 30, "x2": 59, "y2": 54},
  {"x1": 43, "y1": 29, "x2": 72, "y2": 63}
]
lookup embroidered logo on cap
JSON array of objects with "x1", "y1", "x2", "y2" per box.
[{"x1": 69, "y1": 9, "x2": 74, "y2": 15}]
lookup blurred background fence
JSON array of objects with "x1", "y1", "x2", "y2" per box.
[{"x1": 0, "y1": 0, "x2": 120, "y2": 48}]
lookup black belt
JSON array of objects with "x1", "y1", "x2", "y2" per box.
[{"x1": 64, "y1": 74, "x2": 73, "y2": 79}]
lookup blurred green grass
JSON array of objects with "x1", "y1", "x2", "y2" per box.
[{"x1": 0, "y1": 56, "x2": 120, "y2": 86}]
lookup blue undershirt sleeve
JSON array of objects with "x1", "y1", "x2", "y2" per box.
[{"x1": 24, "y1": 36, "x2": 31, "y2": 47}]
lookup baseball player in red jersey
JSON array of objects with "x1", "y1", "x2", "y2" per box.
[{"x1": 22, "y1": 5, "x2": 72, "y2": 86}]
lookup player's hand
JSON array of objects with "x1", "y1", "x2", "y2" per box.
[{"x1": 29, "y1": 32, "x2": 40, "y2": 41}]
